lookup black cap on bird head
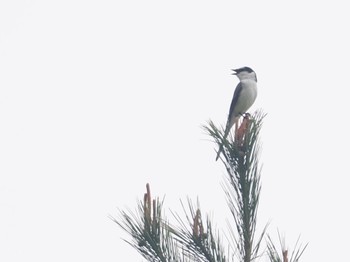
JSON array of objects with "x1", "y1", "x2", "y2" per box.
[{"x1": 231, "y1": 66, "x2": 254, "y2": 75}]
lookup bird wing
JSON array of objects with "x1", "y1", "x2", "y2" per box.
[{"x1": 226, "y1": 82, "x2": 243, "y2": 131}]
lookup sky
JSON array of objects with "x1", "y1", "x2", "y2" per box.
[{"x1": 1, "y1": 0, "x2": 350, "y2": 261}]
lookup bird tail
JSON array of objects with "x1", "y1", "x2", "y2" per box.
[
  {"x1": 215, "y1": 126, "x2": 230, "y2": 161},
  {"x1": 215, "y1": 144, "x2": 224, "y2": 161},
  {"x1": 215, "y1": 117, "x2": 239, "y2": 161}
]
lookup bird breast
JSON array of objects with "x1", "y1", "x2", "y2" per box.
[{"x1": 236, "y1": 80, "x2": 257, "y2": 113}]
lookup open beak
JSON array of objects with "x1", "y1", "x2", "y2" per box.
[{"x1": 231, "y1": 69, "x2": 237, "y2": 75}]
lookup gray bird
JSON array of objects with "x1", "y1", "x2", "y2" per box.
[{"x1": 216, "y1": 67, "x2": 258, "y2": 161}]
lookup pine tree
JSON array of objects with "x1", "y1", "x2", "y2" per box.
[{"x1": 111, "y1": 110, "x2": 307, "y2": 262}]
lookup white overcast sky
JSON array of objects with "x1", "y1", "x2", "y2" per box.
[{"x1": 1, "y1": 1, "x2": 350, "y2": 261}]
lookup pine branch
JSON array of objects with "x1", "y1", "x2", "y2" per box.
[
  {"x1": 170, "y1": 199, "x2": 232, "y2": 262},
  {"x1": 111, "y1": 184, "x2": 182, "y2": 262},
  {"x1": 115, "y1": 109, "x2": 308, "y2": 262},
  {"x1": 112, "y1": 184, "x2": 230, "y2": 262},
  {"x1": 203, "y1": 110, "x2": 267, "y2": 262},
  {"x1": 266, "y1": 231, "x2": 308, "y2": 262}
]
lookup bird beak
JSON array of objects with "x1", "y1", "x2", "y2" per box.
[{"x1": 231, "y1": 69, "x2": 237, "y2": 75}]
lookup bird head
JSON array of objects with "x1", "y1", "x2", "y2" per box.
[{"x1": 232, "y1": 67, "x2": 257, "y2": 82}]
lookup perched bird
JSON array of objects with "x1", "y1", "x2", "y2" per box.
[{"x1": 215, "y1": 67, "x2": 258, "y2": 161}]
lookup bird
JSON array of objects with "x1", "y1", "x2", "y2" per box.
[{"x1": 215, "y1": 66, "x2": 258, "y2": 161}]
